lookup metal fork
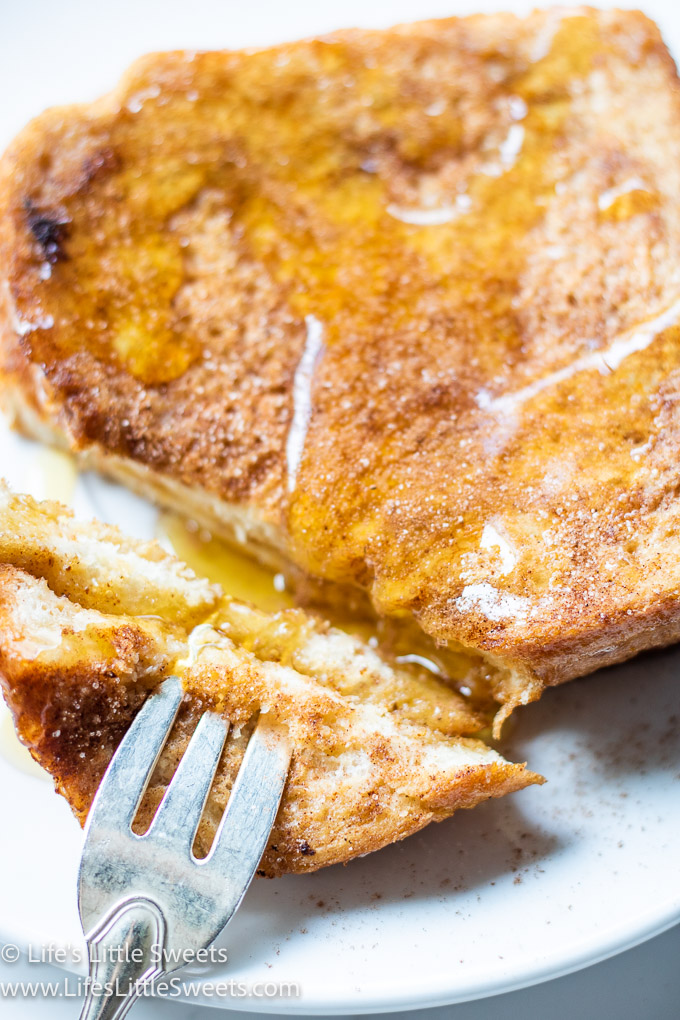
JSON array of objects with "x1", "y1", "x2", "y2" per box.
[{"x1": 77, "y1": 676, "x2": 291, "y2": 1020}]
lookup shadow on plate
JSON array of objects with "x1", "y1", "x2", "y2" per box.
[
  {"x1": 505, "y1": 642, "x2": 680, "y2": 780},
  {"x1": 216, "y1": 793, "x2": 560, "y2": 970},
  {"x1": 217, "y1": 640, "x2": 680, "y2": 970}
]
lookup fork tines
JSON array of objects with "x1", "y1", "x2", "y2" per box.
[{"x1": 78, "y1": 676, "x2": 291, "y2": 968}]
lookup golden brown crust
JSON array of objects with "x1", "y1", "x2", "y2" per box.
[
  {"x1": 2, "y1": 9, "x2": 680, "y2": 720},
  {"x1": 0, "y1": 565, "x2": 171, "y2": 817},
  {"x1": 0, "y1": 485, "x2": 538, "y2": 874}
]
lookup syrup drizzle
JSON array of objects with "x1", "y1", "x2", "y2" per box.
[
  {"x1": 597, "y1": 176, "x2": 648, "y2": 212},
  {"x1": 286, "y1": 314, "x2": 324, "y2": 493},
  {"x1": 477, "y1": 297, "x2": 680, "y2": 415}
]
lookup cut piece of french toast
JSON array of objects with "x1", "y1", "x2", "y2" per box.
[
  {"x1": 3, "y1": 9, "x2": 680, "y2": 729},
  {"x1": 0, "y1": 484, "x2": 539, "y2": 875}
]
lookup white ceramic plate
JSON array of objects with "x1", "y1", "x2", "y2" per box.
[{"x1": 1, "y1": 2, "x2": 680, "y2": 1012}]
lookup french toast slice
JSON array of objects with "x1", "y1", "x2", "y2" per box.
[
  {"x1": 3, "y1": 9, "x2": 680, "y2": 728},
  {"x1": 0, "y1": 484, "x2": 539, "y2": 875}
]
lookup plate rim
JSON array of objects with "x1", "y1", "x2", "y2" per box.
[{"x1": 2, "y1": 905, "x2": 679, "y2": 1014}]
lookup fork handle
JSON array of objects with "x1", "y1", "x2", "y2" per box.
[{"x1": 79, "y1": 898, "x2": 166, "y2": 1020}]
